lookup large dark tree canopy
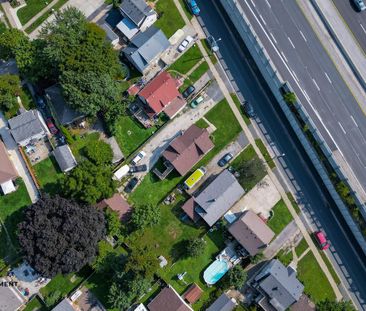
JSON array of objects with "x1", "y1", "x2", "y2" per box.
[{"x1": 18, "y1": 195, "x2": 105, "y2": 278}]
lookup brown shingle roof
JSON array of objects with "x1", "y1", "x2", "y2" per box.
[
  {"x1": 181, "y1": 198, "x2": 200, "y2": 222},
  {"x1": 229, "y1": 210, "x2": 275, "y2": 256},
  {"x1": 183, "y1": 283, "x2": 203, "y2": 304},
  {"x1": 0, "y1": 140, "x2": 17, "y2": 184},
  {"x1": 148, "y1": 286, "x2": 193, "y2": 311},
  {"x1": 163, "y1": 125, "x2": 214, "y2": 176},
  {"x1": 97, "y1": 193, "x2": 132, "y2": 222}
]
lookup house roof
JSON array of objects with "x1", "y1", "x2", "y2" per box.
[
  {"x1": 229, "y1": 210, "x2": 275, "y2": 256},
  {"x1": 100, "y1": 23, "x2": 119, "y2": 43},
  {"x1": 255, "y1": 260, "x2": 304, "y2": 311},
  {"x1": 120, "y1": 0, "x2": 155, "y2": 26},
  {"x1": 195, "y1": 170, "x2": 245, "y2": 227},
  {"x1": 206, "y1": 293, "x2": 236, "y2": 311},
  {"x1": 97, "y1": 193, "x2": 132, "y2": 222},
  {"x1": 147, "y1": 286, "x2": 193, "y2": 311},
  {"x1": 0, "y1": 140, "x2": 17, "y2": 184},
  {"x1": 52, "y1": 299, "x2": 75, "y2": 311},
  {"x1": 0, "y1": 278, "x2": 24, "y2": 311},
  {"x1": 123, "y1": 26, "x2": 170, "y2": 73},
  {"x1": 117, "y1": 17, "x2": 139, "y2": 40},
  {"x1": 139, "y1": 70, "x2": 181, "y2": 115},
  {"x1": 45, "y1": 85, "x2": 84, "y2": 125},
  {"x1": 181, "y1": 197, "x2": 200, "y2": 222},
  {"x1": 53, "y1": 145, "x2": 77, "y2": 172},
  {"x1": 8, "y1": 110, "x2": 45, "y2": 144},
  {"x1": 183, "y1": 283, "x2": 203, "y2": 304},
  {"x1": 163, "y1": 125, "x2": 214, "y2": 176}
]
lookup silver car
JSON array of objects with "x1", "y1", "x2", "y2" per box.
[{"x1": 353, "y1": 0, "x2": 366, "y2": 11}]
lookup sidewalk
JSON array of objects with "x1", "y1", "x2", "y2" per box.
[{"x1": 21, "y1": 0, "x2": 58, "y2": 30}]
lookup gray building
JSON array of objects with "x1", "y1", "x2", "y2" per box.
[
  {"x1": 53, "y1": 145, "x2": 77, "y2": 172},
  {"x1": 8, "y1": 110, "x2": 48, "y2": 146},
  {"x1": 206, "y1": 293, "x2": 237, "y2": 311},
  {"x1": 52, "y1": 298, "x2": 75, "y2": 311},
  {"x1": 194, "y1": 170, "x2": 245, "y2": 227},
  {"x1": 0, "y1": 279, "x2": 24, "y2": 311},
  {"x1": 252, "y1": 259, "x2": 304, "y2": 311},
  {"x1": 123, "y1": 26, "x2": 170, "y2": 73},
  {"x1": 101, "y1": 23, "x2": 119, "y2": 46}
]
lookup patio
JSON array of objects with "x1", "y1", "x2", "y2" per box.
[{"x1": 26, "y1": 137, "x2": 52, "y2": 165}]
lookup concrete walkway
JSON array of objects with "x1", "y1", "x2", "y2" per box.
[
  {"x1": 0, "y1": 113, "x2": 39, "y2": 203},
  {"x1": 173, "y1": 0, "x2": 343, "y2": 300},
  {"x1": 1, "y1": 2, "x2": 20, "y2": 28},
  {"x1": 21, "y1": 0, "x2": 58, "y2": 30}
]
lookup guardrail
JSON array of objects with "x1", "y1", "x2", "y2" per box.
[{"x1": 220, "y1": 0, "x2": 366, "y2": 255}]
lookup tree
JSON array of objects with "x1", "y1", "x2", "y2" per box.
[
  {"x1": 108, "y1": 282, "x2": 132, "y2": 310},
  {"x1": 131, "y1": 204, "x2": 160, "y2": 230},
  {"x1": 105, "y1": 208, "x2": 122, "y2": 237},
  {"x1": 83, "y1": 139, "x2": 113, "y2": 165},
  {"x1": 224, "y1": 265, "x2": 247, "y2": 289},
  {"x1": 316, "y1": 299, "x2": 356, "y2": 311},
  {"x1": 250, "y1": 252, "x2": 264, "y2": 264},
  {"x1": 124, "y1": 246, "x2": 159, "y2": 279},
  {"x1": 237, "y1": 157, "x2": 265, "y2": 187},
  {"x1": 18, "y1": 195, "x2": 105, "y2": 277},
  {"x1": 0, "y1": 74, "x2": 21, "y2": 113},
  {"x1": 62, "y1": 160, "x2": 116, "y2": 204},
  {"x1": 186, "y1": 237, "x2": 206, "y2": 258},
  {"x1": 283, "y1": 92, "x2": 297, "y2": 105},
  {"x1": 92, "y1": 240, "x2": 121, "y2": 273}
]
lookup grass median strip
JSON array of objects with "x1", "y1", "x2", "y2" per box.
[
  {"x1": 231, "y1": 93, "x2": 251, "y2": 125},
  {"x1": 255, "y1": 138, "x2": 275, "y2": 169}
]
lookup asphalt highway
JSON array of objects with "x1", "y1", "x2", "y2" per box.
[
  {"x1": 332, "y1": 0, "x2": 366, "y2": 53},
  {"x1": 196, "y1": 0, "x2": 366, "y2": 308}
]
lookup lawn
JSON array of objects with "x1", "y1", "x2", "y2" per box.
[
  {"x1": 297, "y1": 251, "x2": 336, "y2": 303},
  {"x1": 231, "y1": 93, "x2": 251, "y2": 125},
  {"x1": 170, "y1": 44, "x2": 204, "y2": 75},
  {"x1": 23, "y1": 295, "x2": 46, "y2": 311},
  {"x1": 178, "y1": 0, "x2": 193, "y2": 19},
  {"x1": 33, "y1": 156, "x2": 64, "y2": 195},
  {"x1": 0, "y1": 22, "x2": 6, "y2": 34},
  {"x1": 155, "y1": 0, "x2": 185, "y2": 38},
  {"x1": 17, "y1": 0, "x2": 49, "y2": 25},
  {"x1": 195, "y1": 118, "x2": 209, "y2": 129},
  {"x1": 267, "y1": 199, "x2": 293, "y2": 235},
  {"x1": 319, "y1": 251, "x2": 341, "y2": 286},
  {"x1": 179, "y1": 61, "x2": 210, "y2": 92},
  {"x1": 295, "y1": 238, "x2": 309, "y2": 257},
  {"x1": 276, "y1": 249, "x2": 293, "y2": 266},
  {"x1": 231, "y1": 144, "x2": 266, "y2": 191},
  {"x1": 255, "y1": 139, "x2": 275, "y2": 169},
  {"x1": 69, "y1": 132, "x2": 100, "y2": 161},
  {"x1": 114, "y1": 115, "x2": 156, "y2": 158},
  {"x1": 0, "y1": 179, "x2": 31, "y2": 262},
  {"x1": 287, "y1": 192, "x2": 301, "y2": 214},
  {"x1": 201, "y1": 39, "x2": 218, "y2": 64},
  {"x1": 130, "y1": 99, "x2": 241, "y2": 206}
]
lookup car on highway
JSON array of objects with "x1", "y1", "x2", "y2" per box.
[
  {"x1": 131, "y1": 151, "x2": 146, "y2": 165},
  {"x1": 190, "y1": 95, "x2": 204, "y2": 108},
  {"x1": 218, "y1": 153, "x2": 234, "y2": 167},
  {"x1": 241, "y1": 100, "x2": 255, "y2": 118},
  {"x1": 46, "y1": 118, "x2": 58, "y2": 135},
  {"x1": 186, "y1": 0, "x2": 200, "y2": 15},
  {"x1": 314, "y1": 231, "x2": 330, "y2": 250},
  {"x1": 129, "y1": 164, "x2": 148, "y2": 173},
  {"x1": 124, "y1": 177, "x2": 138, "y2": 193},
  {"x1": 178, "y1": 35, "x2": 194, "y2": 52},
  {"x1": 206, "y1": 35, "x2": 219, "y2": 52},
  {"x1": 352, "y1": 0, "x2": 366, "y2": 11},
  {"x1": 182, "y1": 85, "x2": 196, "y2": 98}
]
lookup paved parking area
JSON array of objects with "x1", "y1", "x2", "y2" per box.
[{"x1": 25, "y1": 138, "x2": 52, "y2": 165}]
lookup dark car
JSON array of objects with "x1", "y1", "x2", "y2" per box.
[
  {"x1": 129, "y1": 164, "x2": 148, "y2": 173},
  {"x1": 46, "y1": 118, "x2": 58, "y2": 135},
  {"x1": 36, "y1": 95, "x2": 46, "y2": 109},
  {"x1": 242, "y1": 100, "x2": 255, "y2": 118},
  {"x1": 182, "y1": 85, "x2": 196, "y2": 98},
  {"x1": 218, "y1": 153, "x2": 234, "y2": 167},
  {"x1": 124, "y1": 177, "x2": 138, "y2": 193}
]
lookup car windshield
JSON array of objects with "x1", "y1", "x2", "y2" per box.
[{"x1": 320, "y1": 242, "x2": 328, "y2": 248}]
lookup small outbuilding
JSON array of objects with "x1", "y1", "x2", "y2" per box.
[
  {"x1": 97, "y1": 193, "x2": 132, "y2": 222},
  {"x1": 53, "y1": 145, "x2": 77, "y2": 173},
  {"x1": 183, "y1": 283, "x2": 203, "y2": 305}
]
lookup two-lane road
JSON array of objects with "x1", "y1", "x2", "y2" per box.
[{"x1": 197, "y1": 0, "x2": 366, "y2": 309}]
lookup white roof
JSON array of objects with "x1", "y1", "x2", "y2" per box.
[
  {"x1": 117, "y1": 18, "x2": 139, "y2": 40},
  {"x1": 134, "y1": 304, "x2": 148, "y2": 311},
  {"x1": 113, "y1": 165, "x2": 130, "y2": 180},
  {"x1": 1, "y1": 180, "x2": 16, "y2": 195}
]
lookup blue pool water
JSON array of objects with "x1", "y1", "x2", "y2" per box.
[{"x1": 203, "y1": 259, "x2": 229, "y2": 285}]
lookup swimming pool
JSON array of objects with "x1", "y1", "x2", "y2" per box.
[{"x1": 203, "y1": 258, "x2": 230, "y2": 285}]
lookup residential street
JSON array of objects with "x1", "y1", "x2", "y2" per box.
[{"x1": 0, "y1": 113, "x2": 39, "y2": 203}]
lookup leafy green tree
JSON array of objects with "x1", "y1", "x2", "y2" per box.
[
  {"x1": 83, "y1": 139, "x2": 113, "y2": 165},
  {"x1": 92, "y1": 240, "x2": 121, "y2": 273},
  {"x1": 250, "y1": 252, "x2": 264, "y2": 264},
  {"x1": 283, "y1": 92, "x2": 297, "y2": 105},
  {"x1": 0, "y1": 74, "x2": 21, "y2": 112},
  {"x1": 131, "y1": 204, "x2": 160, "y2": 230},
  {"x1": 125, "y1": 246, "x2": 159, "y2": 279},
  {"x1": 108, "y1": 282, "x2": 132, "y2": 310},
  {"x1": 316, "y1": 299, "x2": 356, "y2": 311},
  {"x1": 105, "y1": 208, "x2": 122, "y2": 237},
  {"x1": 44, "y1": 290, "x2": 62, "y2": 307},
  {"x1": 186, "y1": 237, "x2": 206, "y2": 258},
  {"x1": 224, "y1": 265, "x2": 247, "y2": 289},
  {"x1": 62, "y1": 160, "x2": 116, "y2": 204}
]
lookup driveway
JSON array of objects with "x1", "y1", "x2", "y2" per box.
[{"x1": 0, "y1": 113, "x2": 39, "y2": 203}]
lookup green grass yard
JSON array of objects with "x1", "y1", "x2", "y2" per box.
[
  {"x1": 179, "y1": 61, "x2": 210, "y2": 92},
  {"x1": 287, "y1": 192, "x2": 301, "y2": 214},
  {"x1": 231, "y1": 93, "x2": 250, "y2": 125},
  {"x1": 70, "y1": 132, "x2": 100, "y2": 161},
  {"x1": 255, "y1": 139, "x2": 275, "y2": 169},
  {"x1": 319, "y1": 251, "x2": 341, "y2": 286},
  {"x1": 155, "y1": 0, "x2": 185, "y2": 38},
  {"x1": 170, "y1": 44, "x2": 204, "y2": 75},
  {"x1": 33, "y1": 156, "x2": 64, "y2": 195},
  {"x1": 295, "y1": 238, "x2": 309, "y2": 257},
  {"x1": 17, "y1": 0, "x2": 50, "y2": 25},
  {"x1": 276, "y1": 249, "x2": 293, "y2": 266},
  {"x1": 23, "y1": 295, "x2": 46, "y2": 311},
  {"x1": 201, "y1": 39, "x2": 218, "y2": 64},
  {"x1": 267, "y1": 199, "x2": 293, "y2": 235}
]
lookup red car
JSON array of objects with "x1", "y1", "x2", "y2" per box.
[
  {"x1": 314, "y1": 231, "x2": 330, "y2": 250},
  {"x1": 46, "y1": 118, "x2": 58, "y2": 135}
]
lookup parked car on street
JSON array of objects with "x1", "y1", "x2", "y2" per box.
[
  {"x1": 46, "y1": 118, "x2": 58, "y2": 135},
  {"x1": 131, "y1": 151, "x2": 146, "y2": 165},
  {"x1": 178, "y1": 35, "x2": 194, "y2": 52},
  {"x1": 218, "y1": 153, "x2": 234, "y2": 167},
  {"x1": 190, "y1": 95, "x2": 204, "y2": 108},
  {"x1": 124, "y1": 177, "x2": 138, "y2": 193},
  {"x1": 353, "y1": 0, "x2": 366, "y2": 11},
  {"x1": 182, "y1": 85, "x2": 196, "y2": 98},
  {"x1": 314, "y1": 231, "x2": 330, "y2": 250},
  {"x1": 206, "y1": 35, "x2": 219, "y2": 52},
  {"x1": 129, "y1": 164, "x2": 148, "y2": 173},
  {"x1": 241, "y1": 100, "x2": 255, "y2": 118},
  {"x1": 186, "y1": 0, "x2": 200, "y2": 15}
]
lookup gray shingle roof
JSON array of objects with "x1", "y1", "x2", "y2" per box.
[
  {"x1": 101, "y1": 23, "x2": 119, "y2": 43},
  {"x1": 206, "y1": 293, "x2": 236, "y2": 311},
  {"x1": 53, "y1": 145, "x2": 77, "y2": 172},
  {"x1": 8, "y1": 110, "x2": 46, "y2": 144},
  {"x1": 194, "y1": 170, "x2": 245, "y2": 227},
  {"x1": 0, "y1": 280, "x2": 24, "y2": 311},
  {"x1": 255, "y1": 260, "x2": 304, "y2": 311},
  {"x1": 120, "y1": 0, "x2": 155, "y2": 26},
  {"x1": 123, "y1": 26, "x2": 170, "y2": 73},
  {"x1": 52, "y1": 299, "x2": 75, "y2": 311}
]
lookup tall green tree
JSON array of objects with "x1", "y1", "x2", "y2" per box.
[
  {"x1": 316, "y1": 299, "x2": 356, "y2": 311},
  {"x1": 124, "y1": 246, "x2": 158, "y2": 279},
  {"x1": 131, "y1": 204, "x2": 160, "y2": 230},
  {"x1": 186, "y1": 237, "x2": 206, "y2": 258},
  {"x1": 0, "y1": 74, "x2": 21, "y2": 112},
  {"x1": 224, "y1": 265, "x2": 247, "y2": 289},
  {"x1": 83, "y1": 139, "x2": 113, "y2": 165}
]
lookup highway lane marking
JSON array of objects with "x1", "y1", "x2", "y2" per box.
[
  {"x1": 280, "y1": 51, "x2": 288, "y2": 62},
  {"x1": 360, "y1": 24, "x2": 366, "y2": 35},
  {"x1": 292, "y1": 70, "x2": 299, "y2": 82},
  {"x1": 270, "y1": 32, "x2": 277, "y2": 44},
  {"x1": 265, "y1": 0, "x2": 271, "y2": 8},
  {"x1": 299, "y1": 30, "x2": 307, "y2": 42},
  {"x1": 350, "y1": 115, "x2": 359, "y2": 128},
  {"x1": 303, "y1": 89, "x2": 311, "y2": 101},
  {"x1": 259, "y1": 14, "x2": 266, "y2": 25},
  {"x1": 249, "y1": 0, "x2": 256, "y2": 7},
  {"x1": 338, "y1": 122, "x2": 346, "y2": 134},
  {"x1": 288, "y1": 37, "x2": 295, "y2": 49},
  {"x1": 324, "y1": 72, "x2": 332, "y2": 84},
  {"x1": 312, "y1": 78, "x2": 320, "y2": 91}
]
